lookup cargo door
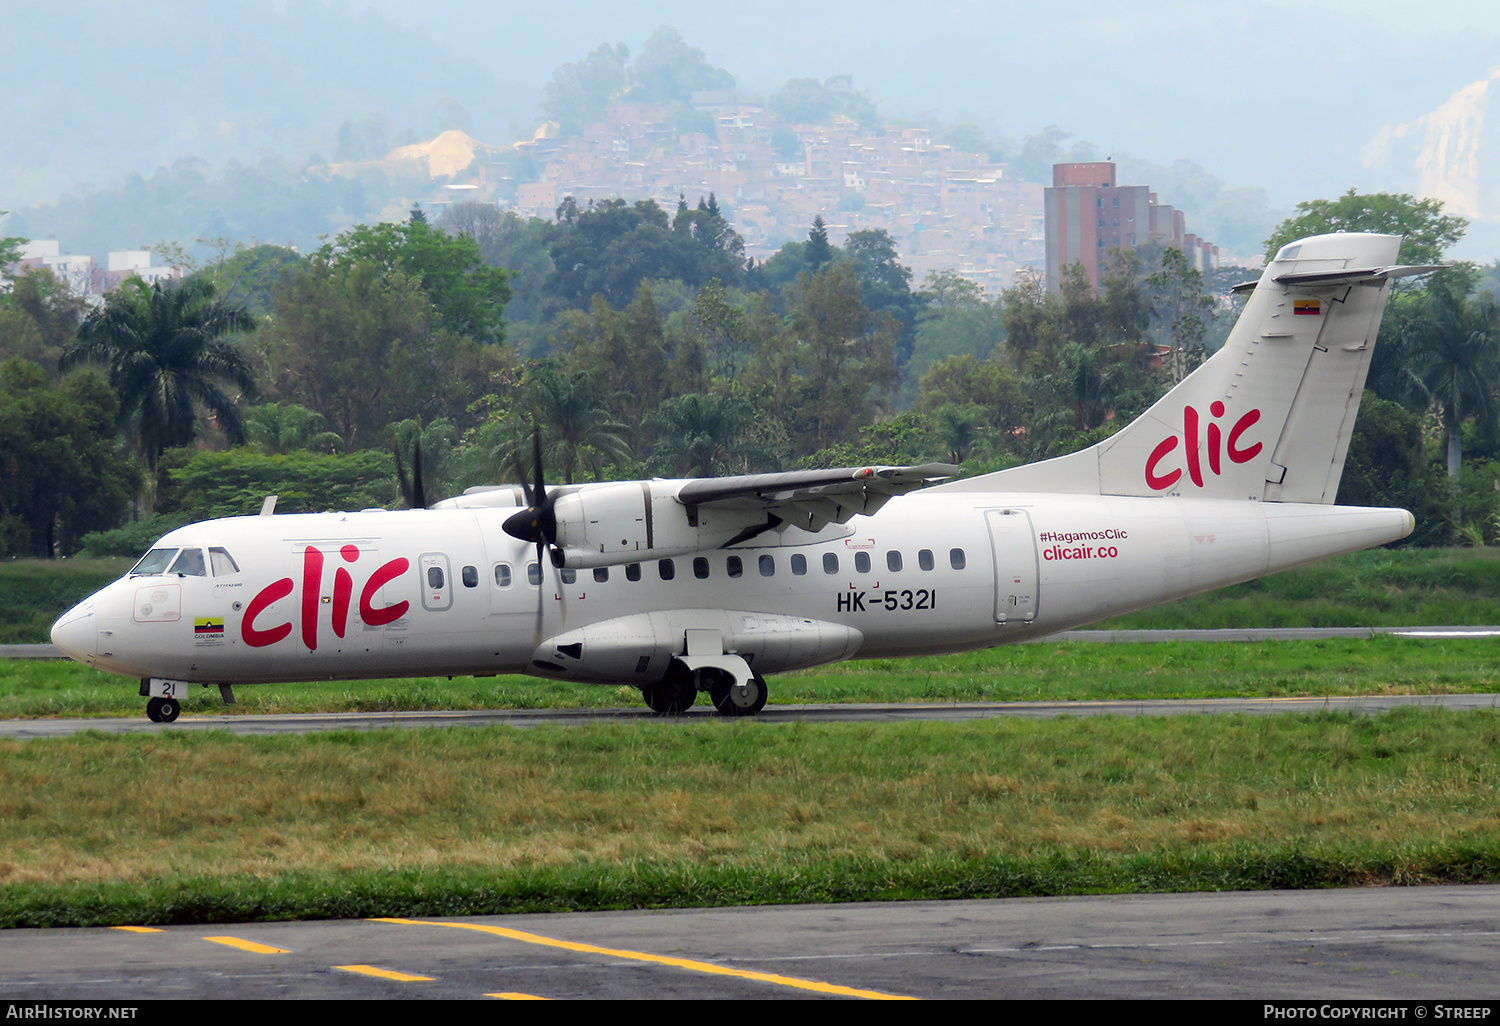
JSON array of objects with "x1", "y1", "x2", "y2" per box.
[{"x1": 985, "y1": 508, "x2": 1039, "y2": 624}]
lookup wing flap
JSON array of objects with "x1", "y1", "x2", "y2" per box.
[{"x1": 676, "y1": 463, "x2": 959, "y2": 530}]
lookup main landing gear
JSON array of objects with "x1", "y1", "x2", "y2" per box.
[{"x1": 641, "y1": 664, "x2": 768, "y2": 717}]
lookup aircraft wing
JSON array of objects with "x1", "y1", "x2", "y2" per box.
[{"x1": 677, "y1": 463, "x2": 959, "y2": 532}]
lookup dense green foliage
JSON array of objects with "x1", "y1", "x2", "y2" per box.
[
  {"x1": 0, "y1": 361, "x2": 136, "y2": 557},
  {"x1": 0, "y1": 559, "x2": 129, "y2": 642}
]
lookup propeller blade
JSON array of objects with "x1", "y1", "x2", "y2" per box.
[
  {"x1": 412, "y1": 435, "x2": 427, "y2": 510},
  {"x1": 502, "y1": 426, "x2": 558, "y2": 558}
]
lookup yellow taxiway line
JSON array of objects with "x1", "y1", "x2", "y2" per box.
[{"x1": 373, "y1": 917, "x2": 916, "y2": 999}]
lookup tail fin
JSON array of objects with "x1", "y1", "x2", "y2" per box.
[{"x1": 942, "y1": 232, "x2": 1433, "y2": 503}]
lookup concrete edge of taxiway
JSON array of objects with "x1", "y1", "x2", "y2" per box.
[{"x1": 4, "y1": 693, "x2": 1500, "y2": 740}]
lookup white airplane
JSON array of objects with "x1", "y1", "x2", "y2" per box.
[{"x1": 52, "y1": 233, "x2": 1429, "y2": 722}]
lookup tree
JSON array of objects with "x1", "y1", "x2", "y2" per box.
[
  {"x1": 644, "y1": 391, "x2": 775, "y2": 477},
  {"x1": 1396, "y1": 289, "x2": 1500, "y2": 478},
  {"x1": 1145, "y1": 247, "x2": 1216, "y2": 382},
  {"x1": 322, "y1": 217, "x2": 512, "y2": 344},
  {"x1": 541, "y1": 42, "x2": 630, "y2": 135},
  {"x1": 0, "y1": 266, "x2": 89, "y2": 377},
  {"x1": 505, "y1": 364, "x2": 632, "y2": 484},
  {"x1": 805, "y1": 216, "x2": 833, "y2": 270},
  {"x1": 244, "y1": 403, "x2": 344, "y2": 455},
  {"x1": 64, "y1": 277, "x2": 257, "y2": 473},
  {"x1": 0, "y1": 211, "x2": 25, "y2": 269},
  {"x1": 259, "y1": 256, "x2": 491, "y2": 449},
  {"x1": 768, "y1": 75, "x2": 878, "y2": 126},
  {"x1": 1338, "y1": 392, "x2": 1451, "y2": 547},
  {"x1": 0, "y1": 360, "x2": 136, "y2": 557},
  {"x1": 544, "y1": 197, "x2": 744, "y2": 312},
  {"x1": 1262, "y1": 189, "x2": 1467, "y2": 265},
  {"x1": 748, "y1": 262, "x2": 899, "y2": 453},
  {"x1": 625, "y1": 27, "x2": 734, "y2": 104},
  {"x1": 905, "y1": 272, "x2": 1007, "y2": 405}
]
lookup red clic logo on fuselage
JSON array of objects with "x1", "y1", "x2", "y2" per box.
[
  {"x1": 1145, "y1": 403, "x2": 1263, "y2": 491},
  {"x1": 242, "y1": 545, "x2": 410, "y2": 649}
]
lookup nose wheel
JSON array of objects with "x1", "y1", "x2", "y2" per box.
[{"x1": 145, "y1": 697, "x2": 180, "y2": 723}]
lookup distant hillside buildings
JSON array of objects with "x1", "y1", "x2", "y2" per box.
[
  {"x1": 1044, "y1": 162, "x2": 1220, "y2": 291},
  {"x1": 5, "y1": 240, "x2": 182, "y2": 298},
  {"x1": 478, "y1": 101, "x2": 1046, "y2": 293}
]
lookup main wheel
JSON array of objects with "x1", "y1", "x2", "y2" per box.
[
  {"x1": 642, "y1": 667, "x2": 697, "y2": 714},
  {"x1": 146, "y1": 697, "x2": 180, "y2": 723},
  {"x1": 710, "y1": 671, "x2": 767, "y2": 717}
]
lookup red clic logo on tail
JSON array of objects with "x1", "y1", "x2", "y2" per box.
[{"x1": 1145, "y1": 403, "x2": 1262, "y2": 491}]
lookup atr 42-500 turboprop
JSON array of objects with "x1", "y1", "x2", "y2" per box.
[{"x1": 53, "y1": 233, "x2": 1427, "y2": 722}]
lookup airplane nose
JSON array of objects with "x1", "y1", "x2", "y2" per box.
[{"x1": 51, "y1": 599, "x2": 98, "y2": 665}]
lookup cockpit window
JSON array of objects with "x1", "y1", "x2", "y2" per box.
[
  {"x1": 168, "y1": 548, "x2": 207, "y2": 577},
  {"x1": 130, "y1": 548, "x2": 178, "y2": 576},
  {"x1": 208, "y1": 547, "x2": 240, "y2": 575}
]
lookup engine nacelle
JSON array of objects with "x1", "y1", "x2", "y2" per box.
[
  {"x1": 528, "y1": 609, "x2": 864, "y2": 684},
  {"x1": 549, "y1": 481, "x2": 766, "y2": 569}
]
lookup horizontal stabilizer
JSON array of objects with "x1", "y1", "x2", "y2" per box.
[{"x1": 1231, "y1": 263, "x2": 1446, "y2": 293}]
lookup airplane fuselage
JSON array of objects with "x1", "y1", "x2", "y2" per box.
[{"x1": 53, "y1": 492, "x2": 1413, "y2": 690}]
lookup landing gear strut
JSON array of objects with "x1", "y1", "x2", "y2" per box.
[{"x1": 146, "y1": 697, "x2": 180, "y2": 723}]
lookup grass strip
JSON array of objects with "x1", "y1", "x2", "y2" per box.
[
  {"x1": 6, "y1": 844, "x2": 1500, "y2": 930},
  {"x1": 5, "y1": 635, "x2": 1500, "y2": 718},
  {"x1": 2, "y1": 710, "x2": 1499, "y2": 927}
]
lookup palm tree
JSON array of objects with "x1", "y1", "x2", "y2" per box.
[
  {"x1": 502, "y1": 365, "x2": 631, "y2": 484},
  {"x1": 645, "y1": 391, "x2": 773, "y2": 477},
  {"x1": 1400, "y1": 290, "x2": 1500, "y2": 479},
  {"x1": 64, "y1": 277, "x2": 257, "y2": 472}
]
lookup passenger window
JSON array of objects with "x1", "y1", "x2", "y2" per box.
[
  {"x1": 462, "y1": 565, "x2": 479, "y2": 588},
  {"x1": 759, "y1": 555, "x2": 775, "y2": 577},
  {"x1": 854, "y1": 551, "x2": 870, "y2": 573},
  {"x1": 823, "y1": 553, "x2": 839, "y2": 575},
  {"x1": 950, "y1": 548, "x2": 966, "y2": 570},
  {"x1": 919, "y1": 549, "x2": 935, "y2": 571},
  {"x1": 626, "y1": 562, "x2": 642, "y2": 582},
  {"x1": 694, "y1": 557, "x2": 710, "y2": 579},
  {"x1": 594, "y1": 567, "x2": 609, "y2": 583},
  {"x1": 887, "y1": 550, "x2": 903, "y2": 572},
  {"x1": 427, "y1": 565, "x2": 445, "y2": 589},
  {"x1": 727, "y1": 556, "x2": 743, "y2": 578},
  {"x1": 131, "y1": 548, "x2": 177, "y2": 576},
  {"x1": 527, "y1": 562, "x2": 541, "y2": 586},
  {"x1": 494, "y1": 563, "x2": 512, "y2": 588},
  {"x1": 169, "y1": 548, "x2": 206, "y2": 576},
  {"x1": 560, "y1": 568, "x2": 577, "y2": 584},
  {"x1": 791, "y1": 554, "x2": 807, "y2": 576},
  {"x1": 208, "y1": 547, "x2": 239, "y2": 575},
  {"x1": 659, "y1": 559, "x2": 675, "y2": 581}
]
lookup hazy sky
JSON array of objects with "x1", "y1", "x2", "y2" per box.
[
  {"x1": 11, "y1": 0, "x2": 1500, "y2": 256},
  {"x1": 341, "y1": 0, "x2": 1500, "y2": 212}
]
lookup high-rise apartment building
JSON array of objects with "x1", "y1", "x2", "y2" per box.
[{"x1": 1044, "y1": 162, "x2": 1216, "y2": 291}]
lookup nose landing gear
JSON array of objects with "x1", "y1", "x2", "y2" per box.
[{"x1": 145, "y1": 697, "x2": 181, "y2": 723}]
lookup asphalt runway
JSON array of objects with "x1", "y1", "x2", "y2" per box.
[
  {"x1": 4, "y1": 693, "x2": 1500, "y2": 740},
  {"x1": 4, "y1": 886, "x2": 1500, "y2": 999}
]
